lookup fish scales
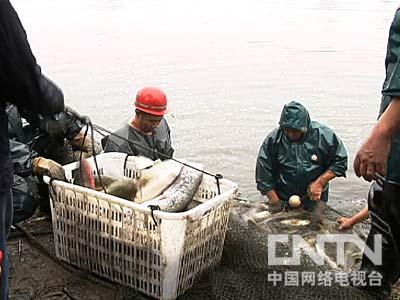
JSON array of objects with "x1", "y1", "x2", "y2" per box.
[{"x1": 144, "y1": 164, "x2": 204, "y2": 212}]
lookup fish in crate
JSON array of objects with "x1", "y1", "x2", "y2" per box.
[{"x1": 72, "y1": 156, "x2": 204, "y2": 212}]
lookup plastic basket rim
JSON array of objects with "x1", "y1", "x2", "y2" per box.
[
  {"x1": 46, "y1": 177, "x2": 237, "y2": 217},
  {"x1": 43, "y1": 153, "x2": 238, "y2": 221}
]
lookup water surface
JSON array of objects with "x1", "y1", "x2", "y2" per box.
[{"x1": 12, "y1": 0, "x2": 400, "y2": 213}]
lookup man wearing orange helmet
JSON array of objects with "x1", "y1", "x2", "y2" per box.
[{"x1": 102, "y1": 87, "x2": 174, "y2": 160}]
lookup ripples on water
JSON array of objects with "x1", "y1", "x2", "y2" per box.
[{"x1": 12, "y1": 0, "x2": 399, "y2": 211}]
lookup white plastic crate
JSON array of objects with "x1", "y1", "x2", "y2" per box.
[{"x1": 44, "y1": 152, "x2": 238, "y2": 299}]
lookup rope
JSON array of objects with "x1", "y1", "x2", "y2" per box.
[
  {"x1": 13, "y1": 223, "x2": 70, "y2": 269},
  {"x1": 55, "y1": 114, "x2": 358, "y2": 219},
  {"x1": 12, "y1": 223, "x2": 122, "y2": 292},
  {"x1": 90, "y1": 122, "x2": 223, "y2": 195},
  {"x1": 88, "y1": 120, "x2": 107, "y2": 193},
  {"x1": 323, "y1": 202, "x2": 350, "y2": 218}
]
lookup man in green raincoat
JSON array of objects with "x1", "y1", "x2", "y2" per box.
[{"x1": 255, "y1": 101, "x2": 348, "y2": 212}]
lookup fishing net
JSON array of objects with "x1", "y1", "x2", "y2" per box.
[
  {"x1": 11, "y1": 198, "x2": 399, "y2": 300},
  {"x1": 113, "y1": 200, "x2": 389, "y2": 300},
  {"x1": 182, "y1": 216, "x2": 366, "y2": 300},
  {"x1": 10, "y1": 122, "x2": 394, "y2": 299}
]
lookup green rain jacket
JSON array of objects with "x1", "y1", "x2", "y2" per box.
[
  {"x1": 255, "y1": 101, "x2": 348, "y2": 204},
  {"x1": 379, "y1": 8, "x2": 400, "y2": 183}
]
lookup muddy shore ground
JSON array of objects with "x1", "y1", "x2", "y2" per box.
[
  {"x1": 8, "y1": 216, "x2": 140, "y2": 300},
  {"x1": 7, "y1": 213, "x2": 400, "y2": 300}
]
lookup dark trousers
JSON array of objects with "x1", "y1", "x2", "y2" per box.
[
  {"x1": 0, "y1": 189, "x2": 13, "y2": 300},
  {"x1": 361, "y1": 180, "x2": 400, "y2": 290},
  {"x1": 12, "y1": 175, "x2": 37, "y2": 224},
  {"x1": 381, "y1": 181, "x2": 400, "y2": 254}
]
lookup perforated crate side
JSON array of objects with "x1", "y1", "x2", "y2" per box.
[
  {"x1": 49, "y1": 153, "x2": 239, "y2": 300},
  {"x1": 176, "y1": 191, "x2": 235, "y2": 296},
  {"x1": 193, "y1": 175, "x2": 234, "y2": 203},
  {"x1": 50, "y1": 184, "x2": 165, "y2": 299}
]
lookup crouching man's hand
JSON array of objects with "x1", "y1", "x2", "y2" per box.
[
  {"x1": 308, "y1": 170, "x2": 336, "y2": 201},
  {"x1": 267, "y1": 200, "x2": 284, "y2": 213},
  {"x1": 264, "y1": 190, "x2": 284, "y2": 213},
  {"x1": 308, "y1": 179, "x2": 325, "y2": 201}
]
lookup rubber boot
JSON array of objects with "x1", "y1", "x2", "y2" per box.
[
  {"x1": 37, "y1": 182, "x2": 50, "y2": 214},
  {"x1": 382, "y1": 180, "x2": 400, "y2": 253}
]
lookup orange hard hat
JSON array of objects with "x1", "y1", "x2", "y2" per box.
[{"x1": 134, "y1": 87, "x2": 167, "y2": 116}]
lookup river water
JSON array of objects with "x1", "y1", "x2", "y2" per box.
[{"x1": 12, "y1": 0, "x2": 399, "y2": 213}]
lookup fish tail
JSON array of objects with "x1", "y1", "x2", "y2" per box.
[{"x1": 81, "y1": 159, "x2": 95, "y2": 189}]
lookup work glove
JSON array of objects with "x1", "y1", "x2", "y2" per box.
[
  {"x1": 32, "y1": 157, "x2": 66, "y2": 181},
  {"x1": 70, "y1": 132, "x2": 94, "y2": 157},
  {"x1": 267, "y1": 200, "x2": 284, "y2": 214},
  {"x1": 65, "y1": 106, "x2": 91, "y2": 125}
]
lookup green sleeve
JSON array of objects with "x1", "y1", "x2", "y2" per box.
[
  {"x1": 255, "y1": 130, "x2": 278, "y2": 192},
  {"x1": 323, "y1": 128, "x2": 348, "y2": 177},
  {"x1": 382, "y1": 8, "x2": 400, "y2": 97}
]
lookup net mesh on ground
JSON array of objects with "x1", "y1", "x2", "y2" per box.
[{"x1": 117, "y1": 202, "x2": 385, "y2": 300}]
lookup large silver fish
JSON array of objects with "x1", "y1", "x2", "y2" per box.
[
  {"x1": 72, "y1": 157, "x2": 184, "y2": 202},
  {"x1": 142, "y1": 163, "x2": 204, "y2": 212},
  {"x1": 134, "y1": 159, "x2": 182, "y2": 203}
]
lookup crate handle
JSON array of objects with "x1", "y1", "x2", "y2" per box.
[
  {"x1": 148, "y1": 205, "x2": 160, "y2": 226},
  {"x1": 215, "y1": 174, "x2": 223, "y2": 195}
]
